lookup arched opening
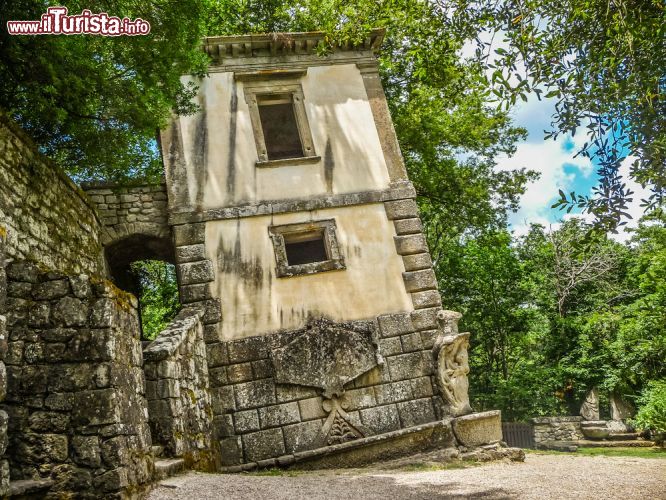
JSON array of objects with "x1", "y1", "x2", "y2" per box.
[{"x1": 105, "y1": 234, "x2": 180, "y2": 339}]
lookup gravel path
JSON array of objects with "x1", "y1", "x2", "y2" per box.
[{"x1": 148, "y1": 453, "x2": 666, "y2": 500}]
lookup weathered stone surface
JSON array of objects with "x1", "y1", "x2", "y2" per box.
[
  {"x1": 259, "y1": 402, "x2": 300, "y2": 429},
  {"x1": 411, "y1": 290, "x2": 442, "y2": 310},
  {"x1": 52, "y1": 297, "x2": 87, "y2": 327},
  {"x1": 360, "y1": 404, "x2": 401, "y2": 435},
  {"x1": 377, "y1": 313, "x2": 413, "y2": 338},
  {"x1": 580, "y1": 387, "x2": 600, "y2": 421},
  {"x1": 397, "y1": 398, "x2": 436, "y2": 427},
  {"x1": 387, "y1": 352, "x2": 428, "y2": 381},
  {"x1": 178, "y1": 260, "x2": 215, "y2": 285},
  {"x1": 33, "y1": 280, "x2": 69, "y2": 300},
  {"x1": 173, "y1": 223, "x2": 205, "y2": 246},
  {"x1": 374, "y1": 381, "x2": 413, "y2": 405},
  {"x1": 234, "y1": 410, "x2": 260, "y2": 433},
  {"x1": 393, "y1": 218, "x2": 423, "y2": 235},
  {"x1": 384, "y1": 199, "x2": 419, "y2": 220},
  {"x1": 283, "y1": 420, "x2": 325, "y2": 453},
  {"x1": 394, "y1": 234, "x2": 428, "y2": 256},
  {"x1": 176, "y1": 244, "x2": 206, "y2": 263},
  {"x1": 298, "y1": 397, "x2": 327, "y2": 421},
  {"x1": 219, "y1": 436, "x2": 242, "y2": 466},
  {"x1": 451, "y1": 410, "x2": 502, "y2": 447},
  {"x1": 235, "y1": 379, "x2": 276, "y2": 410},
  {"x1": 242, "y1": 428, "x2": 286, "y2": 462},
  {"x1": 402, "y1": 269, "x2": 438, "y2": 293},
  {"x1": 270, "y1": 318, "x2": 380, "y2": 398},
  {"x1": 72, "y1": 436, "x2": 101, "y2": 467}
]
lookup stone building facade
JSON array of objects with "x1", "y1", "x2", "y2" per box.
[{"x1": 0, "y1": 29, "x2": 511, "y2": 497}]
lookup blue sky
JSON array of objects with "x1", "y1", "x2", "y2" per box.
[{"x1": 493, "y1": 94, "x2": 648, "y2": 241}]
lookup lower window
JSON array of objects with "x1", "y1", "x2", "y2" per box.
[{"x1": 269, "y1": 219, "x2": 346, "y2": 277}]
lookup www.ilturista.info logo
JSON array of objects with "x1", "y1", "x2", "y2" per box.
[{"x1": 6, "y1": 7, "x2": 151, "y2": 36}]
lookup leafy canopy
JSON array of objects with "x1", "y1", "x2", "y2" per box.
[{"x1": 442, "y1": 0, "x2": 666, "y2": 232}]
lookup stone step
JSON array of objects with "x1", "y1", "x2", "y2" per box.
[
  {"x1": 152, "y1": 445, "x2": 164, "y2": 458},
  {"x1": 576, "y1": 439, "x2": 656, "y2": 448},
  {"x1": 154, "y1": 458, "x2": 186, "y2": 481},
  {"x1": 9, "y1": 478, "x2": 54, "y2": 497},
  {"x1": 607, "y1": 433, "x2": 640, "y2": 441}
]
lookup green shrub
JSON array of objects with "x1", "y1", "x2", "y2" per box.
[{"x1": 632, "y1": 380, "x2": 666, "y2": 443}]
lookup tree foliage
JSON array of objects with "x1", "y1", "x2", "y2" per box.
[
  {"x1": 0, "y1": 0, "x2": 208, "y2": 181},
  {"x1": 442, "y1": 0, "x2": 665, "y2": 232}
]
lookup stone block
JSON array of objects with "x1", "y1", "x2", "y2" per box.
[
  {"x1": 207, "y1": 342, "x2": 229, "y2": 368},
  {"x1": 234, "y1": 379, "x2": 276, "y2": 410},
  {"x1": 173, "y1": 223, "x2": 205, "y2": 246},
  {"x1": 178, "y1": 261, "x2": 215, "y2": 285},
  {"x1": 72, "y1": 436, "x2": 101, "y2": 467},
  {"x1": 219, "y1": 436, "x2": 243, "y2": 466},
  {"x1": 378, "y1": 337, "x2": 402, "y2": 356},
  {"x1": 180, "y1": 284, "x2": 211, "y2": 304},
  {"x1": 384, "y1": 199, "x2": 418, "y2": 220},
  {"x1": 410, "y1": 376, "x2": 434, "y2": 399},
  {"x1": 7, "y1": 262, "x2": 39, "y2": 283},
  {"x1": 228, "y1": 336, "x2": 268, "y2": 363},
  {"x1": 374, "y1": 380, "x2": 413, "y2": 405},
  {"x1": 16, "y1": 433, "x2": 68, "y2": 463},
  {"x1": 394, "y1": 234, "x2": 428, "y2": 256},
  {"x1": 211, "y1": 386, "x2": 235, "y2": 414},
  {"x1": 32, "y1": 279, "x2": 69, "y2": 300},
  {"x1": 393, "y1": 218, "x2": 423, "y2": 235},
  {"x1": 400, "y1": 332, "x2": 423, "y2": 353},
  {"x1": 0, "y1": 411, "x2": 7, "y2": 455},
  {"x1": 298, "y1": 397, "x2": 326, "y2": 421},
  {"x1": 27, "y1": 302, "x2": 50, "y2": 328},
  {"x1": 420, "y1": 330, "x2": 438, "y2": 349},
  {"x1": 387, "y1": 352, "x2": 427, "y2": 381},
  {"x1": 208, "y1": 367, "x2": 228, "y2": 387},
  {"x1": 411, "y1": 307, "x2": 440, "y2": 331},
  {"x1": 275, "y1": 384, "x2": 317, "y2": 403},
  {"x1": 451, "y1": 410, "x2": 502, "y2": 447},
  {"x1": 397, "y1": 398, "x2": 436, "y2": 428},
  {"x1": 93, "y1": 467, "x2": 129, "y2": 493},
  {"x1": 52, "y1": 297, "x2": 87, "y2": 327},
  {"x1": 258, "y1": 402, "x2": 300, "y2": 429},
  {"x1": 72, "y1": 389, "x2": 120, "y2": 426},
  {"x1": 234, "y1": 409, "x2": 260, "y2": 434},
  {"x1": 176, "y1": 244, "x2": 206, "y2": 263},
  {"x1": 69, "y1": 275, "x2": 92, "y2": 299},
  {"x1": 353, "y1": 366, "x2": 390, "y2": 387},
  {"x1": 360, "y1": 404, "x2": 401, "y2": 435},
  {"x1": 28, "y1": 411, "x2": 70, "y2": 433},
  {"x1": 213, "y1": 414, "x2": 234, "y2": 438},
  {"x1": 402, "y1": 269, "x2": 438, "y2": 293},
  {"x1": 283, "y1": 420, "x2": 325, "y2": 453},
  {"x1": 411, "y1": 290, "x2": 442, "y2": 309},
  {"x1": 89, "y1": 298, "x2": 117, "y2": 328},
  {"x1": 227, "y1": 362, "x2": 253, "y2": 384},
  {"x1": 242, "y1": 428, "x2": 285, "y2": 462},
  {"x1": 345, "y1": 387, "x2": 376, "y2": 410},
  {"x1": 7, "y1": 281, "x2": 32, "y2": 298},
  {"x1": 377, "y1": 313, "x2": 414, "y2": 338},
  {"x1": 252, "y1": 359, "x2": 274, "y2": 379}
]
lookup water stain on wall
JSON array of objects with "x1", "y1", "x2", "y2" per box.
[{"x1": 226, "y1": 83, "x2": 238, "y2": 202}]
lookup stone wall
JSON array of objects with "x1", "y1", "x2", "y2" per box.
[
  {"x1": 143, "y1": 308, "x2": 216, "y2": 470},
  {"x1": 0, "y1": 114, "x2": 105, "y2": 276},
  {"x1": 2, "y1": 263, "x2": 153, "y2": 498},
  {"x1": 209, "y1": 311, "x2": 441, "y2": 467},
  {"x1": 532, "y1": 416, "x2": 584, "y2": 445},
  {"x1": 82, "y1": 182, "x2": 170, "y2": 247},
  {"x1": 0, "y1": 230, "x2": 10, "y2": 495}
]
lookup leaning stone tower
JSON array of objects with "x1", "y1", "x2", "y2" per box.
[{"x1": 160, "y1": 30, "x2": 502, "y2": 468}]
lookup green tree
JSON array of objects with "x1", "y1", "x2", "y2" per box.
[
  {"x1": 444, "y1": 0, "x2": 665, "y2": 232},
  {"x1": 131, "y1": 260, "x2": 180, "y2": 339},
  {"x1": 0, "y1": 0, "x2": 208, "y2": 181}
]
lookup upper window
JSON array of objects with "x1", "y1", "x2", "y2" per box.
[
  {"x1": 257, "y1": 93, "x2": 304, "y2": 160},
  {"x1": 241, "y1": 80, "x2": 319, "y2": 167},
  {"x1": 269, "y1": 219, "x2": 345, "y2": 278}
]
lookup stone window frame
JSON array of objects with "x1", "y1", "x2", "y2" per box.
[
  {"x1": 241, "y1": 78, "x2": 319, "y2": 168},
  {"x1": 268, "y1": 219, "x2": 346, "y2": 278}
]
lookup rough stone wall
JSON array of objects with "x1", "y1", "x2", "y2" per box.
[
  {"x1": 82, "y1": 183, "x2": 170, "y2": 246},
  {"x1": 532, "y1": 416, "x2": 584, "y2": 445},
  {"x1": 209, "y1": 311, "x2": 440, "y2": 467},
  {"x1": 0, "y1": 114, "x2": 105, "y2": 276},
  {"x1": 2, "y1": 263, "x2": 153, "y2": 498},
  {"x1": 143, "y1": 308, "x2": 216, "y2": 470},
  {"x1": 0, "y1": 230, "x2": 10, "y2": 495}
]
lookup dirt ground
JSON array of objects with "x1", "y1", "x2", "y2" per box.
[{"x1": 148, "y1": 452, "x2": 666, "y2": 500}]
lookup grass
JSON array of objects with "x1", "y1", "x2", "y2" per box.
[
  {"x1": 247, "y1": 468, "x2": 305, "y2": 477},
  {"x1": 526, "y1": 447, "x2": 666, "y2": 459},
  {"x1": 396, "y1": 460, "x2": 480, "y2": 472}
]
